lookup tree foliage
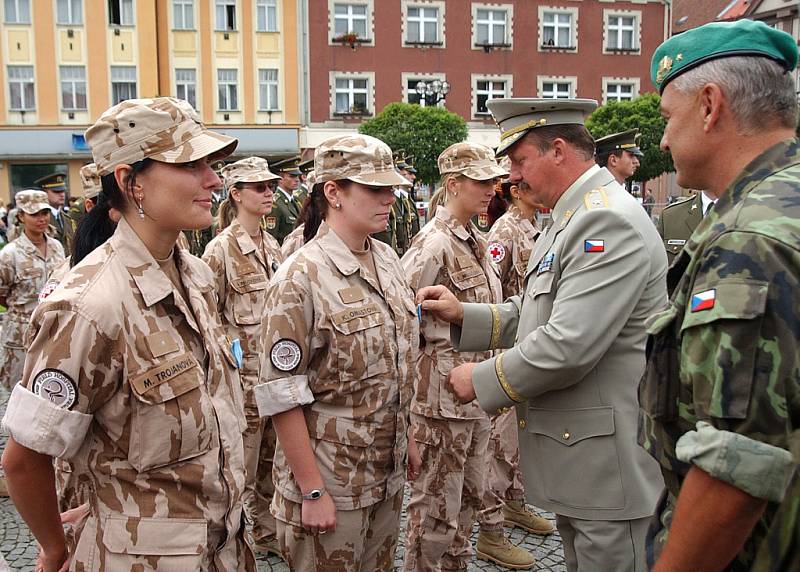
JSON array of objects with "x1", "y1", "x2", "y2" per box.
[
  {"x1": 359, "y1": 102, "x2": 468, "y2": 184},
  {"x1": 586, "y1": 93, "x2": 674, "y2": 182}
]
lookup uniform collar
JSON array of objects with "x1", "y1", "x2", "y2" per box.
[
  {"x1": 315, "y1": 221, "x2": 362, "y2": 277},
  {"x1": 229, "y1": 219, "x2": 258, "y2": 256},
  {"x1": 16, "y1": 231, "x2": 58, "y2": 259},
  {"x1": 278, "y1": 187, "x2": 294, "y2": 202},
  {"x1": 550, "y1": 165, "x2": 614, "y2": 229},
  {"x1": 435, "y1": 205, "x2": 473, "y2": 242},
  {"x1": 506, "y1": 203, "x2": 538, "y2": 234},
  {"x1": 110, "y1": 218, "x2": 212, "y2": 307}
]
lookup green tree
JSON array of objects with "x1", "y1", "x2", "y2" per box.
[
  {"x1": 359, "y1": 102, "x2": 468, "y2": 184},
  {"x1": 586, "y1": 92, "x2": 674, "y2": 182}
]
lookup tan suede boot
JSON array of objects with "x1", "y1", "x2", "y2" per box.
[
  {"x1": 476, "y1": 531, "x2": 536, "y2": 570},
  {"x1": 503, "y1": 501, "x2": 555, "y2": 535}
]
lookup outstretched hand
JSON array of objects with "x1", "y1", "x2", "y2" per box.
[{"x1": 416, "y1": 286, "x2": 464, "y2": 326}]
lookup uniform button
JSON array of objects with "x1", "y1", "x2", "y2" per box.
[
  {"x1": 562, "y1": 431, "x2": 571, "y2": 440},
  {"x1": 518, "y1": 419, "x2": 527, "y2": 429}
]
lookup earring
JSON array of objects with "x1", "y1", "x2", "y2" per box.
[
  {"x1": 335, "y1": 202, "x2": 342, "y2": 210},
  {"x1": 452, "y1": 191, "x2": 458, "y2": 197},
  {"x1": 136, "y1": 196, "x2": 144, "y2": 220}
]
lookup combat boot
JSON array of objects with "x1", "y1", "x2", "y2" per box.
[
  {"x1": 503, "y1": 501, "x2": 555, "y2": 535},
  {"x1": 251, "y1": 535, "x2": 283, "y2": 560},
  {"x1": 476, "y1": 531, "x2": 535, "y2": 570}
]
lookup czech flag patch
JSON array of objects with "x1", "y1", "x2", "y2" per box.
[
  {"x1": 584, "y1": 239, "x2": 605, "y2": 253},
  {"x1": 691, "y1": 289, "x2": 716, "y2": 312}
]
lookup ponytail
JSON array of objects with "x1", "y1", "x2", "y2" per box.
[
  {"x1": 72, "y1": 159, "x2": 153, "y2": 266},
  {"x1": 298, "y1": 181, "x2": 347, "y2": 244},
  {"x1": 216, "y1": 196, "x2": 237, "y2": 230}
]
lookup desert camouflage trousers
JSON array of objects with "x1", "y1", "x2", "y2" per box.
[
  {"x1": 242, "y1": 403, "x2": 277, "y2": 543},
  {"x1": 273, "y1": 488, "x2": 404, "y2": 571},
  {"x1": 403, "y1": 412, "x2": 491, "y2": 571},
  {"x1": 478, "y1": 408, "x2": 526, "y2": 532}
]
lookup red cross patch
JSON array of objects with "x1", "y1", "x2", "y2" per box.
[{"x1": 488, "y1": 242, "x2": 506, "y2": 263}]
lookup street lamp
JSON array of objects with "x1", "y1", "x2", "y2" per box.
[{"x1": 415, "y1": 79, "x2": 450, "y2": 106}]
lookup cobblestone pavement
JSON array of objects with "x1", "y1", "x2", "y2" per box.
[{"x1": 0, "y1": 387, "x2": 565, "y2": 571}]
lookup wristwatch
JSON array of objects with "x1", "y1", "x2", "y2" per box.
[{"x1": 301, "y1": 488, "x2": 326, "y2": 501}]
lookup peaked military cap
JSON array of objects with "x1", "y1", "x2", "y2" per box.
[
  {"x1": 272, "y1": 156, "x2": 302, "y2": 175},
  {"x1": 487, "y1": 98, "x2": 598, "y2": 156},
  {"x1": 595, "y1": 129, "x2": 644, "y2": 158},
  {"x1": 298, "y1": 157, "x2": 315, "y2": 174},
  {"x1": 652, "y1": 19, "x2": 799, "y2": 93},
  {"x1": 35, "y1": 172, "x2": 67, "y2": 192}
]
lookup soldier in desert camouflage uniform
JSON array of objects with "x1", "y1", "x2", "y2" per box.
[
  {"x1": 476, "y1": 162, "x2": 553, "y2": 569},
  {"x1": 0, "y1": 190, "x2": 65, "y2": 391},
  {"x1": 401, "y1": 142, "x2": 507, "y2": 572},
  {"x1": 252, "y1": 134, "x2": 420, "y2": 571},
  {"x1": 639, "y1": 20, "x2": 800, "y2": 571},
  {"x1": 1, "y1": 97, "x2": 255, "y2": 571},
  {"x1": 203, "y1": 156, "x2": 284, "y2": 558}
]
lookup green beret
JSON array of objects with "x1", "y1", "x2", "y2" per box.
[{"x1": 651, "y1": 19, "x2": 798, "y2": 93}]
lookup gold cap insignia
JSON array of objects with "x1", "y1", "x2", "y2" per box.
[{"x1": 656, "y1": 55, "x2": 674, "y2": 84}]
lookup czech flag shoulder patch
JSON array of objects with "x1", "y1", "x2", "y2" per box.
[
  {"x1": 691, "y1": 289, "x2": 716, "y2": 312},
  {"x1": 584, "y1": 239, "x2": 605, "y2": 253}
]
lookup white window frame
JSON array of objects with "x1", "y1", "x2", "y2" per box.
[
  {"x1": 603, "y1": 9, "x2": 641, "y2": 54},
  {"x1": 172, "y1": 0, "x2": 194, "y2": 30},
  {"x1": 329, "y1": 71, "x2": 374, "y2": 116},
  {"x1": 217, "y1": 68, "x2": 238, "y2": 111},
  {"x1": 402, "y1": 0, "x2": 445, "y2": 47},
  {"x1": 56, "y1": 0, "x2": 83, "y2": 25},
  {"x1": 4, "y1": 0, "x2": 30, "y2": 23},
  {"x1": 472, "y1": 4, "x2": 511, "y2": 48},
  {"x1": 175, "y1": 68, "x2": 197, "y2": 109},
  {"x1": 401, "y1": 72, "x2": 447, "y2": 108},
  {"x1": 258, "y1": 68, "x2": 279, "y2": 111},
  {"x1": 215, "y1": 0, "x2": 236, "y2": 31},
  {"x1": 7, "y1": 65, "x2": 35, "y2": 111},
  {"x1": 108, "y1": 0, "x2": 134, "y2": 26},
  {"x1": 110, "y1": 65, "x2": 137, "y2": 103},
  {"x1": 602, "y1": 77, "x2": 640, "y2": 104},
  {"x1": 538, "y1": 6, "x2": 578, "y2": 51},
  {"x1": 537, "y1": 75, "x2": 577, "y2": 99},
  {"x1": 60, "y1": 65, "x2": 87, "y2": 110},
  {"x1": 471, "y1": 73, "x2": 512, "y2": 118},
  {"x1": 256, "y1": 0, "x2": 278, "y2": 32}
]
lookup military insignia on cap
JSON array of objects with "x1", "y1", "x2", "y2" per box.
[
  {"x1": 656, "y1": 55, "x2": 673, "y2": 84},
  {"x1": 488, "y1": 242, "x2": 506, "y2": 263},
  {"x1": 33, "y1": 369, "x2": 77, "y2": 410},
  {"x1": 265, "y1": 216, "x2": 276, "y2": 230},
  {"x1": 271, "y1": 339, "x2": 302, "y2": 372}
]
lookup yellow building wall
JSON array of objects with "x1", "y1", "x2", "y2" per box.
[
  {"x1": 281, "y1": 0, "x2": 299, "y2": 124},
  {"x1": 33, "y1": 5, "x2": 58, "y2": 124},
  {"x1": 0, "y1": 162, "x2": 10, "y2": 204},
  {"x1": 67, "y1": 159, "x2": 86, "y2": 198},
  {"x1": 86, "y1": 0, "x2": 110, "y2": 118},
  {"x1": 136, "y1": 1, "x2": 158, "y2": 97},
  {"x1": 199, "y1": 2, "x2": 213, "y2": 120},
  {"x1": 242, "y1": 2, "x2": 255, "y2": 123}
]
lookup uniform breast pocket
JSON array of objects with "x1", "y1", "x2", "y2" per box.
[
  {"x1": 16, "y1": 267, "x2": 44, "y2": 302},
  {"x1": 528, "y1": 271, "x2": 555, "y2": 323},
  {"x1": 330, "y1": 304, "x2": 390, "y2": 382},
  {"x1": 229, "y1": 274, "x2": 268, "y2": 325},
  {"x1": 639, "y1": 306, "x2": 681, "y2": 421},
  {"x1": 448, "y1": 265, "x2": 488, "y2": 301},
  {"x1": 128, "y1": 355, "x2": 215, "y2": 472}
]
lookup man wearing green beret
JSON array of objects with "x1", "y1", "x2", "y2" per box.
[{"x1": 640, "y1": 19, "x2": 800, "y2": 571}]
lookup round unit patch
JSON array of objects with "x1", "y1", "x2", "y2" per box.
[
  {"x1": 488, "y1": 242, "x2": 506, "y2": 264},
  {"x1": 270, "y1": 339, "x2": 302, "y2": 372},
  {"x1": 33, "y1": 369, "x2": 77, "y2": 410}
]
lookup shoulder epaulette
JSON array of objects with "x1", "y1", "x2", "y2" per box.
[
  {"x1": 584, "y1": 188, "x2": 609, "y2": 210},
  {"x1": 662, "y1": 194, "x2": 695, "y2": 211}
]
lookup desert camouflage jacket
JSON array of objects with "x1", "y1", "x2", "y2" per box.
[{"x1": 486, "y1": 204, "x2": 540, "y2": 299}]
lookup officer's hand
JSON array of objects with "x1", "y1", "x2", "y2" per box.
[
  {"x1": 301, "y1": 494, "x2": 337, "y2": 536},
  {"x1": 35, "y1": 544, "x2": 68, "y2": 572},
  {"x1": 406, "y1": 434, "x2": 422, "y2": 481},
  {"x1": 447, "y1": 363, "x2": 477, "y2": 403},
  {"x1": 416, "y1": 286, "x2": 464, "y2": 326}
]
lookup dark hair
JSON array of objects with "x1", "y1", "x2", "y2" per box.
[
  {"x1": 299, "y1": 180, "x2": 350, "y2": 244},
  {"x1": 525, "y1": 125, "x2": 596, "y2": 161},
  {"x1": 594, "y1": 150, "x2": 622, "y2": 168},
  {"x1": 72, "y1": 159, "x2": 153, "y2": 265},
  {"x1": 487, "y1": 192, "x2": 508, "y2": 226}
]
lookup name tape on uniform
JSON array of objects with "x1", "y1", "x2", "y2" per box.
[{"x1": 131, "y1": 354, "x2": 200, "y2": 394}]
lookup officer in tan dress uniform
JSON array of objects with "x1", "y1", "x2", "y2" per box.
[
  {"x1": 401, "y1": 142, "x2": 508, "y2": 572},
  {"x1": 476, "y1": 167, "x2": 554, "y2": 569},
  {"x1": 417, "y1": 99, "x2": 666, "y2": 572},
  {"x1": 252, "y1": 134, "x2": 420, "y2": 571},
  {"x1": 1, "y1": 97, "x2": 254, "y2": 571},
  {"x1": 202, "y1": 156, "x2": 284, "y2": 558},
  {"x1": 0, "y1": 190, "x2": 65, "y2": 391}
]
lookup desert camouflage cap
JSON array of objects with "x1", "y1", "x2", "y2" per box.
[
  {"x1": 438, "y1": 142, "x2": 508, "y2": 180},
  {"x1": 85, "y1": 97, "x2": 238, "y2": 176},
  {"x1": 15, "y1": 189, "x2": 51, "y2": 214},
  {"x1": 306, "y1": 169, "x2": 317, "y2": 187},
  {"x1": 498, "y1": 156, "x2": 512, "y2": 177},
  {"x1": 79, "y1": 163, "x2": 102, "y2": 200},
  {"x1": 314, "y1": 134, "x2": 410, "y2": 187},
  {"x1": 222, "y1": 156, "x2": 280, "y2": 190}
]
